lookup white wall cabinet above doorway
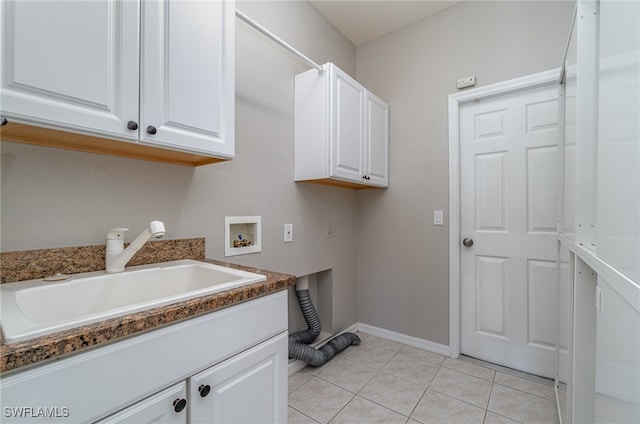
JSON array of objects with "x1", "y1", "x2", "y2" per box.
[{"x1": 0, "y1": 0, "x2": 235, "y2": 167}]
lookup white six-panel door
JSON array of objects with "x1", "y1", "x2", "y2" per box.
[{"x1": 459, "y1": 84, "x2": 564, "y2": 378}]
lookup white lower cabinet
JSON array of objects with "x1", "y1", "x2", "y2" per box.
[
  {"x1": 0, "y1": 291, "x2": 287, "y2": 424},
  {"x1": 99, "y1": 333, "x2": 287, "y2": 424},
  {"x1": 189, "y1": 333, "x2": 287, "y2": 424}
]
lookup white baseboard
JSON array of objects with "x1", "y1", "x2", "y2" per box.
[
  {"x1": 288, "y1": 323, "x2": 449, "y2": 376},
  {"x1": 355, "y1": 323, "x2": 450, "y2": 357},
  {"x1": 288, "y1": 359, "x2": 307, "y2": 376}
]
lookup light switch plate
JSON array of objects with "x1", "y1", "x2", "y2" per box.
[
  {"x1": 434, "y1": 210, "x2": 444, "y2": 226},
  {"x1": 284, "y1": 223, "x2": 293, "y2": 242}
]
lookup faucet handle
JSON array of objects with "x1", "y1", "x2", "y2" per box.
[{"x1": 107, "y1": 228, "x2": 129, "y2": 240}]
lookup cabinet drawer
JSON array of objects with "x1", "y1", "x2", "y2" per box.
[{"x1": 95, "y1": 382, "x2": 187, "y2": 424}]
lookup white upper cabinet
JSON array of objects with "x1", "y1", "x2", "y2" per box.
[
  {"x1": 0, "y1": 0, "x2": 235, "y2": 164},
  {"x1": 0, "y1": 0, "x2": 140, "y2": 139},
  {"x1": 365, "y1": 90, "x2": 390, "y2": 187},
  {"x1": 295, "y1": 63, "x2": 389, "y2": 188},
  {"x1": 331, "y1": 69, "x2": 365, "y2": 183},
  {"x1": 140, "y1": 0, "x2": 234, "y2": 157}
]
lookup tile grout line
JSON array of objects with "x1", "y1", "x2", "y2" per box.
[
  {"x1": 488, "y1": 365, "x2": 495, "y2": 420},
  {"x1": 404, "y1": 346, "x2": 443, "y2": 422},
  {"x1": 289, "y1": 403, "x2": 321, "y2": 424},
  {"x1": 492, "y1": 381, "x2": 558, "y2": 403},
  {"x1": 290, "y1": 334, "x2": 558, "y2": 424},
  {"x1": 325, "y1": 390, "x2": 357, "y2": 424},
  {"x1": 328, "y1": 344, "x2": 402, "y2": 423},
  {"x1": 461, "y1": 354, "x2": 555, "y2": 386},
  {"x1": 353, "y1": 347, "x2": 411, "y2": 419}
]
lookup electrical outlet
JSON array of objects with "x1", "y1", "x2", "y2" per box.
[{"x1": 284, "y1": 223, "x2": 293, "y2": 242}]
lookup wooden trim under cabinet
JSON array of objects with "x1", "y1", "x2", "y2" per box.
[
  {"x1": 0, "y1": 122, "x2": 226, "y2": 167},
  {"x1": 298, "y1": 178, "x2": 382, "y2": 190}
]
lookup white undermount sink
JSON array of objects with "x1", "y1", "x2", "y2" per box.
[{"x1": 0, "y1": 259, "x2": 266, "y2": 343}]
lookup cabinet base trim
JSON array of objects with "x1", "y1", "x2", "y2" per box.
[
  {"x1": 296, "y1": 178, "x2": 382, "y2": 190},
  {"x1": 0, "y1": 122, "x2": 226, "y2": 167}
]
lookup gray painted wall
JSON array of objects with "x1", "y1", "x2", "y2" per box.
[
  {"x1": 0, "y1": 1, "x2": 357, "y2": 334},
  {"x1": 354, "y1": 1, "x2": 575, "y2": 345}
]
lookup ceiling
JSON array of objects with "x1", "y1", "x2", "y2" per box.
[{"x1": 308, "y1": 0, "x2": 463, "y2": 46}]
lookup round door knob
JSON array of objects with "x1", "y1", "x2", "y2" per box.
[
  {"x1": 1, "y1": 116, "x2": 7, "y2": 126},
  {"x1": 173, "y1": 398, "x2": 187, "y2": 413},
  {"x1": 146, "y1": 125, "x2": 157, "y2": 135},
  {"x1": 462, "y1": 238, "x2": 474, "y2": 247},
  {"x1": 198, "y1": 384, "x2": 211, "y2": 398},
  {"x1": 126, "y1": 120, "x2": 138, "y2": 130}
]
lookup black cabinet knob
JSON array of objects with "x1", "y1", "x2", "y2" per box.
[
  {"x1": 173, "y1": 398, "x2": 187, "y2": 413},
  {"x1": 198, "y1": 384, "x2": 211, "y2": 398},
  {"x1": 0, "y1": 116, "x2": 7, "y2": 126},
  {"x1": 126, "y1": 120, "x2": 138, "y2": 130},
  {"x1": 146, "y1": 125, "x2": 157, "y2": 135}
]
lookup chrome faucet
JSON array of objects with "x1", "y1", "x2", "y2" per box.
[{"x1": 106, "y1": 221, "x2": 166, "y2": 273}]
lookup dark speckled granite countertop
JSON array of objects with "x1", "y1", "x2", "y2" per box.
[{"x1": 0, "y1": 239, "x2": 296, "y2": 374}]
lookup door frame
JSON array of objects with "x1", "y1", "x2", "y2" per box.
[{"x1": 448, "y1": 68, "x2": 561, "y2": 359}]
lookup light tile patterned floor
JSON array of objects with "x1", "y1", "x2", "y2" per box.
[{"x1": 288, "y1": 332, "x2": 560, "y2": 424}]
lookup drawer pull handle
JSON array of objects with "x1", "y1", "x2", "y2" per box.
[
  {"x1": 127, "y1": 121, "x2": 138, "y2": 130},
  {"x1": 147, "y1": 125, "x2": 157, "y2": 135}
]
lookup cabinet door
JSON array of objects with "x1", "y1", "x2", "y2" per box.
[
  {"x1": 140, "y1": 0, "x2": 234, "y2": 157},
  {"x1": 0, "y1": 0, "x2": 139, "y2": 139},
  {"x1": 189, "y1": 333, "x2": 288, "y2": 424},
  {"x1": 330, "y1": 66, "x2": 365, "y2": 183},
  {"x1": 96, "y1": 383, "x2": 187, "y2": 424},
  {"x1": 365, "y1": 91, "x2": 390, "y2": 187}
]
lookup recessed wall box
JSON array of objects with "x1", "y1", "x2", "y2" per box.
[{"x1": 225, "y1": 216, "x2": 262, "y2": 257}]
